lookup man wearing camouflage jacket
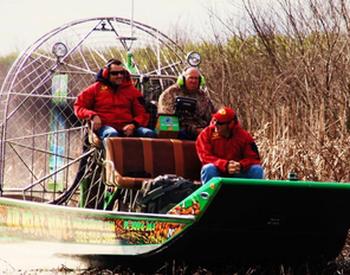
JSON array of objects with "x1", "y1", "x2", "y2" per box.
[{"x1": 158, "y1": 67, "x2": 215, "y2": 140}]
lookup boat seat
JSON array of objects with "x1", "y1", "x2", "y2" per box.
[{"x1": 103, "y1": 137, "x2": 201, "y2": 189}]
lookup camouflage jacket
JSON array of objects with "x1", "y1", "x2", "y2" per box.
[{"x1": 158, "y1": 84, "x2": 215, "y2": 131}]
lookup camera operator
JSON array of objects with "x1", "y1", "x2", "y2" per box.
[{"x1": 158, "y1": 67, "x2": 215, "y2": 140}]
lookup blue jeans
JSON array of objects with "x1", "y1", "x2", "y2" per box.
[
  {"x1": 201, "y1": 163, "x2": 264, "y2": 184},
  {"x1": 97, "y1": 125, "x2": 157, "y2": 140}
]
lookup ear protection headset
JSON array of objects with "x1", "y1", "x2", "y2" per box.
[
  {"x1": 102, "y1": 59, "x2": 123, "y2": 79},
  {"x1": 176, "y1": 67, "x2": 206, "y2": 89}
]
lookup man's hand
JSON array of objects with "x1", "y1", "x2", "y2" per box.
[
  {"x1": 91, "y1": 115, "x2": 102, "y2": 131},
  {"x1": 227, "y1": 160, "x2": 241, "y2": 174},
  {"x1": 123, "y1": 124, "x2": 136, "y2": 136}
]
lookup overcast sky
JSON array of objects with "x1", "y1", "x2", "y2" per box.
[{"x1": 0, "y1": 0, "x2": 254, "y2": 56}]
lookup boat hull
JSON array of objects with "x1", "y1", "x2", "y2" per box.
[{"x1": 1, "y1": 177, "x2": 350, "y2": 264}]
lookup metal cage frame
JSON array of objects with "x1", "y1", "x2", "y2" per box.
[{"x1": 0, "y1": 17, "x2": 186, "y2": 203}]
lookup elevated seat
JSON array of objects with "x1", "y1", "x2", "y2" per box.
[{"x1": 104, "y1": 137, "x2": 202, "y2": 189}]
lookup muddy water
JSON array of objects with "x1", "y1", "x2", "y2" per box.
[
  {"x1": 1, "y1": 241, "x2": 350, "y2": 274},
  {"x1": 0, "y1": 242, "x2": 90, "y2": 273}
]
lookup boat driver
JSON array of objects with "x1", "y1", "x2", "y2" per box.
[{"x1": 74, "y1": 59, "x2": 156, "y2": 139}]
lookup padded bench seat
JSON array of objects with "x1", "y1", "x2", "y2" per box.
[{"x1": 104, "y1": 137, "x2": 202, "y2": 189}]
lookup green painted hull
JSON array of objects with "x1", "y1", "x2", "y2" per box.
[
  {"x1": 1, "y1": 177, "x2": 350, "y2": 262},
  {"x1": 0, "y1": 197, "x2": 194, "y2": 256}
]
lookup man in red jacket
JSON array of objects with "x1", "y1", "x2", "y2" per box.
[
  {"x1": 74, "y1": 59, "x2": 156, "y2": 139},
  {"x1": 196, "y1": 107, "x2": 264, "y2": 184}
]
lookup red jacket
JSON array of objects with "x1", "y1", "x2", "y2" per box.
[
  {"x1": 74, "y1": 81, "x2": 149, "y2": 131},
  {"x1": 196, "y1": 122, "x2": 261, "y2": 173}
]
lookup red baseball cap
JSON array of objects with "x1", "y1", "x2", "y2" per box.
[{"x1": 212, "y1": 107, "x2": 236, "y2": 123}]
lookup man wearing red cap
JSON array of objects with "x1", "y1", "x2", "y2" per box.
[{"x1": 196, "y1": 107, "x2": 264, "y2": 184}]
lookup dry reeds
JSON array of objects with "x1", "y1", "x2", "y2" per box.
[{"x1": 187, "y1": 0, "x2": 350, "y2": 182}]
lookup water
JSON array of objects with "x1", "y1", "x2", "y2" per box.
[
  {"x1": 1, "y1": 240, "x2": 349, "y2": 274},
  {"x1": 0, "y1": 241, "x2": 89, "y2": 273}
]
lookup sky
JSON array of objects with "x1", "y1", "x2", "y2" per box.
[{"x1": 0, "y1": 0, "x2": 250, "y2": 56}]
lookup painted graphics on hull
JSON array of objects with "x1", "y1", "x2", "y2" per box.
[
  {"x1": 0, "y1": 199, "x2": 192, "y2": 248},
  {"x1": 116, "y1": 219, "x2": 185, "y2": 244},
  {"x1": 0, "y1": 180, "x2": 220, "y2": 253},
  {"x1": 168, "y1": 181, "x2": 220, "y2": 217}
]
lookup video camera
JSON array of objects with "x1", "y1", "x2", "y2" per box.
[{"x1": 174, "y1": 96, "x2": 197, "y2": 116}]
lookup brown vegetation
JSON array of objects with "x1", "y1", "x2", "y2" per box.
[
  {"x1": 0, "y1": 54, "x2": 17, "y2": 83},
  {"x1": 184, "y1": 0, "x2": 350, "y2": 182}
]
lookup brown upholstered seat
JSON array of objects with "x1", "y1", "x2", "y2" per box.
[{"x1": 103, "y1": 137, "x2": 201, "y2": 189}]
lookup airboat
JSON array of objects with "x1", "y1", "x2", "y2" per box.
[{"x1": 0, "y1": 17, "x2": 350, "y2": 264}]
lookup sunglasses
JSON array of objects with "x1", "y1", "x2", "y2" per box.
[
  {"x1": 215, "y1": 120, "x2": 231, "y2": 126},
  {"x1": 109, "y1": 70, "x2": 125, "y2": 76}
]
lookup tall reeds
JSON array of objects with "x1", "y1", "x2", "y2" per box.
[{"x1": 186, "y1": 0, "x2": 350, "y2": 181}]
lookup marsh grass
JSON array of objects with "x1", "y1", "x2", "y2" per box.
[{"x1": 179, "y1": 0, "x2": 350, "y2": 183}]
